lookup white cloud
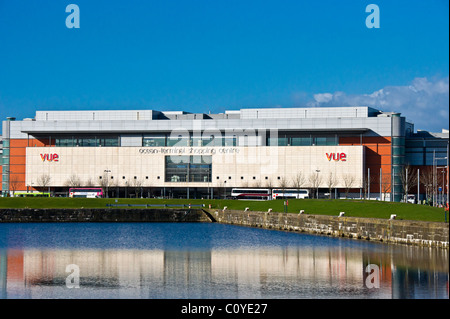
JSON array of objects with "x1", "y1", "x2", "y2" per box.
[
  {"x1": 313, "y1": 93, "x2": 333, "y2": 103},
  {"x1": 306, "y1": 76, "x2": 449, "y2": 132}
]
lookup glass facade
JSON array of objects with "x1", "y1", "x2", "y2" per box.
[
  {"x1": 165, "y1": 156, "x2": 212, "y2": 183},
  {"x1": 268, "y1": 136, "x2": 338, "y2": 146},
  {"x1": 55, "y1": 136, "x2": 119, "y2": 147},
  {"x1": 143, "y1": 137, "x2": 166, "y2": 147},
  {"x1": 144, "y1": 135, "x2": 237, "y2": 147}
]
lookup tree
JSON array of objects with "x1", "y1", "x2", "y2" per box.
[
  {"x1": 381, "y1": 173, "x2": 391, "y2": 201},
  {"x1": 399, "y1": 164, "x2": 417, "y2": 201},
  {"x1": 9, "y1": 175, "x2": 20, "y2": 196},
  {"x1": 252, "y1": 179, "x2": 262, "y2": 188},
  {"x1": 278, "y1": 176, "x2": 290, "y2": 196},
  {"x1": 326, "y1": 172, "x2": 337, "y2": 199},
  {"x1": 65, "y1": 174, "x2": 82, "y2": 188},
  {"x1": 131, "y1": 177, "x2": 144, "y2": 198},
  {"x1": 84, "y1": 177, "x2": 95, "y2": 188},
  {"x1": 144, "y1": 178, "x2": 153, "y2": 198},
  {"x1": 308, "y1": 172, "x2": 322, "y2": 199},
  {"x1": 240, "y1": 180, "x2": 249, "y2": 188},
  {"x1": 99, "y1": 173, "x2": 111, "y2": 197},
  {"x1": 363, "y1": 171, "x2": 377, "y2": 199},
  {"x1": 342, "y1": 174, "x2": 356, "y2": 199},
  {"x1": 292, "y1": 172, "x2": 306, "y2": 192},
  {"x1": 36, "y1": 174, "x2": 52, "y2": 193},
  {"x1": 420, "y1": 166, "x2": 434, "y2": 205},
  {"x1": 264, "y1": 178, "x2": 274, "y2": 190}
]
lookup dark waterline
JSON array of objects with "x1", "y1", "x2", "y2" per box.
[{"x1": 0, "y1": 223, "x2": 448, "y2": 299}]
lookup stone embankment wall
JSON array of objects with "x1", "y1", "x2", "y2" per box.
[
  {"x1": 211, "y1": 209, "x2": 449, "y2": 249},
  {"x1": 0, "y1": 208, "x2": 212, "y2": 223}
]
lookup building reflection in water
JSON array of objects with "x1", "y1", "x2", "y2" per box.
[{"x1": 0, "y1": 245, "x2": 448, "y2": 299}]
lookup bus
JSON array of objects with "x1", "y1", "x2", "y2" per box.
[
  {"x1": 231, "y1": 188, "x2": 271, "y2": 200},
  {"x1": 14, "y1": 192, "x2": 51, "y2": 198},
  {"x1": 272, "y1": 189, "x2": 309, "y2": 199},
  {"x1": 69, "y1": 188, "x2": 104, "y2": 198}
]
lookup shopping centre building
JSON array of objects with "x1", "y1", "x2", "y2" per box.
[{"x1": 1, "y1": 106, "x2": 448, "y2": 202}]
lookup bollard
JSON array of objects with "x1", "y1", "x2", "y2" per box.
[
  {"x1": 244, "y1": 207, "x2": 249, "y2": 212},
  {"x1": 223, "y1": 206, "x2": 227, "y2": 212},
  {"x1": 268, "y1": 208, "x2": 272, "y2": 213},
  {"x1": 339, "y1": 212, "x2": 345, "y2": 217},
  {"x1": 390, "y1": 214, "x2": 396, "y2": 220},
  {"x1": 299, "y1": 210, "x2": 304, "y2": 214}
]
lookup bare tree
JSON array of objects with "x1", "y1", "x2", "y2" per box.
[
  {"x1": 36, "y1": 174, "x2": 52, "y2": 193},
  {"x1": 381, "y1": 173, "x2": 391, "y2": 201},
  {"x1": 420, "y1": 166, "x2": 434, "y2": 205},
  {"x1": 326, "y1": 172, "x2": 337, "y2": 199},
  {"x1": 99, "y1": 173, "x2": 111, "y2": 197},
  {"x1": 144, "y1": 178, "x2": 153, "y2": 198},
  {"x1": 131, "y1": 177, "x2": 144, "y2": 198},
  {"x1": 108, "y1": 177, "x2": 119, "y2": 198},
  {"x1": 9, "y1": 175, "x2": 20, "y2": 196},
  {"x1": 278, "y1": 176, "x2": 290, "y2": 195},
  {"x1": 84, "y1": 177, "x2": 95, "y2": 188},
  {"x1": 264, "y1": 178, "x2": 274, "y2": 190},
  {"x1": 363, "y1": 172, "x2": 377, "y2": 199},
  {"x1": 65, "y1": 174, "x2": 82, "y2": 188},
  {"x1": 291, "y1": 172, "x2": 306, "y2": 192},
  {"x1": 240, "y1": 180, "x2": 249, "y2": 188},
  {"x1": 308, "y1": 172, "x2": 322, "y2": 199},
  {"x1": 251, "y1": 179, "x2": 262, "y2": 188},
  {"x1": 342, "y1": 174, "x2": 356, "y2": 199},
  {"x1": 399, "y1": 164, "x2": 417, "y2": 201}
]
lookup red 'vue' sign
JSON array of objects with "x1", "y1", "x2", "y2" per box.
[
  {"x1": 40, "y1": 154, "x2": 59, "y2": 162},
  {"x1": 326, "y1": 153, "x2": 346, "y2": 162}
]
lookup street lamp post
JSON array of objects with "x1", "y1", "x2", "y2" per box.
[
  {"x1": 433, "y1": 152, "x2": 448, "y2": 207},
  {"x1": 104, "y1": 169, "x2": 111, "y2": 198},
  {"x1": 315, "y1": 169, "x2": 320, "y2": 199}
]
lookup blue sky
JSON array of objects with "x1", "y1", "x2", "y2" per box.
[{"x1": 0, "y1": 0, "x2": 448, "y2": 131}]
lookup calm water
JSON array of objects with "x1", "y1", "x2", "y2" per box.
[{"x1": 0, "y1": 222, "x2": 448, "y2": 299}]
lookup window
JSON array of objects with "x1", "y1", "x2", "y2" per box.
[
  {"x1": 315, "y1": 137, "x2": 336, "y2": 146},
  {"x1": 268, "y1": 137, "x2": 288, "y2": 146},
  {"x1": 291, "y1": 137, "x2": 312, "y2": 146},
  {"x1": 143, "y1": 136, "x2": 166, "y2": 147},
  {"x1": 55, "y1": 136, "x2": 119, "y2": 147},
  {"x1": 165, "y1": 156, "x2": 212, "y2": 183},
  {"x1": 167, "y1": 136, "x2": 190, "y2": 147}
]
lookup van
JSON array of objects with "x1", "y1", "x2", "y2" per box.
[{"x1": 404, "y1": 194, "x2": 415, "y2": 204}]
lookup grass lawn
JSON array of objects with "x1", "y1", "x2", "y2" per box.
[{"x1": 0, "y1": 197, "x2": 448, "y2": 223}]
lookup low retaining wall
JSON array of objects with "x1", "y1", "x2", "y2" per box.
[
  {"x1": 0, "y1": 208, "x2": 212, "y2": 223},
  {"x1": 211, "y1": 209, "x2": 449, "y2": 249}
]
